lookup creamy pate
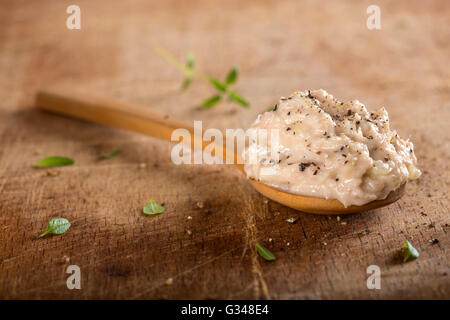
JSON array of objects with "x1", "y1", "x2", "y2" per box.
[{"x1": 243, "y1": 89, "x2": 421, "y2": 207}]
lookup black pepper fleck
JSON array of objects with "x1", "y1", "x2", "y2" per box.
[
  {"x1": 299, "y1": 162, "x2": 312, "y2": 171},
  {"x1": 429, "y1": 238, "x2": 439, "y2": 245}
]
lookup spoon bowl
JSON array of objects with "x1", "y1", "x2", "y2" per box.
[
  {"x1": 36, "y1": 89, "x2": 406, "y2": 215},
  {"x1": 250, "y1": 179, "x2": 405, "y2": 214}
]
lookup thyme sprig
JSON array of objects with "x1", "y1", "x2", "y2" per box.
[{"x1": 153, "y1": 45, "x2": 249, "y2": 109}]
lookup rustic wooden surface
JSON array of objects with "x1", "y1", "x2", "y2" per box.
[{"x1": 0, "y1": 0, "x2": 448, "y2": 299}]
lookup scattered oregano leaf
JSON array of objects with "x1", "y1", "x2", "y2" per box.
[
  {"x1": 256, "y1": 243, "x2": 276, "y2": 261},
  {"x1": 101, "y1": 148, "x2": 121, "y2": 159},
  {"x1": 34, "y1": 156, "x2": 74, "y2": 167},
  {"x1": 143, "y1": 200, "x2": 165, "y2": 215},
  {"x1": 40, "y1": 218, "x2": 71, "y2": 237},
  {"x1": 403, "y1": 241, "x2": 419, "y2": 262}
]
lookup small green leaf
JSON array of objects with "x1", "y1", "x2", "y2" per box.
[
  {"x1": 202, "y1": 95, "x2": 222, "y2": 108},
  {"x1": 256, "y1": 243, "x2": 276, "y2": 261},
  {"x1": 186, "y1": 53, "x2": 195, "y2": 69},
  {"x1": 34, "y1": 156, "x2": 74, "y2": 167},
  {"x1": 209, "y1": 78, "x2": 227, "y2": 92},
  {"x1": 403, "y1": 241, "x2": 419, "y2": 262},
  {"x1": 40, "y1": 218, "x2": 71, "y2": 237},
  {"x1": 267, "y1": 105, "x2": 277, "y2": 112},
  {"x1": 101, "y1": 148, "x2": 121, "y2": 159},
  {"x1": 229, "y1": 91, "x2": 249, "y2": 108},
  {"x1": 225, "y1": 66, "x2": 238, "y2": 85},
  {"x1": 143, "y1": 200, "x2": 165, "y2": 215},
  {"x1": 181, "y1": 77, "x2": 192, "y2": 91}
]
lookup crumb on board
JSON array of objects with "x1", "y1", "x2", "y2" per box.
[
  {"x1": 196, "y1": 201, "x2": 204, "y2": 209},
  {"x1": 285, "y1": 217, "x2": 297, "y2": 224},
  {"x1": 45, "y1": 170, "x2": 60, "y2": 177}
]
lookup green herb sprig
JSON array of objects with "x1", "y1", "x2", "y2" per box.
[
  {"x1": 202, "y1": 66, "x2": 249, "y2": 108},
  {"x1": 267, "y1": 105, "x2": 277, "y2": 112},
  {"x1": 143, "y1": 200, "x2": 165, "y2": 215},
  {"x1": 153, "y1": 45, "x2": 249, "y2": 109},
  {"x1": 40, "y1": 218, "x2": 71, "y2": 237},
  {"x1": 256, "y1": 243, "x2": 276, "y2": 261},
  {"x1": 33, "y1": 156, "x2": 74, "y2": 167},
  {"x1": 181, "y1": 53, "x2": 195, "y2": 91}
]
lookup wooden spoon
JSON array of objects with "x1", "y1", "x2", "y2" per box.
[{"x1": 35, "y1": 89, "x2": 405, "y2": 215}]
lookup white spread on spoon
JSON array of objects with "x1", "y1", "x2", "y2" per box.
[{"x1": 243, "y1": 89, "x2": 421, "y2": 207}]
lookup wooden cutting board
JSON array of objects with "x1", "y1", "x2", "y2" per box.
[{"x1": 0, "y1": 0, "x2": 448, "y2": 299}]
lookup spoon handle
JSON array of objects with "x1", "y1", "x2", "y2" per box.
[
  {"x1": 35, "y1": 89, "x2": 243, "y2": 169},
  {"x1": 36, "y1": 89, "x2": 194, "y2": 142}
]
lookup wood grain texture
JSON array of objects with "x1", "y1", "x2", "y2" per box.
[{"x1": 0, "y1": 0, "x2": 448, "y2": 299}]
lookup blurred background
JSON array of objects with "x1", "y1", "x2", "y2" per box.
[
  {"x1": 0, "y1": 0, "x2": 448, "y2": 299},
  {"x1": 3, "y1": 0, "x2": 448, "y2": 132}
]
